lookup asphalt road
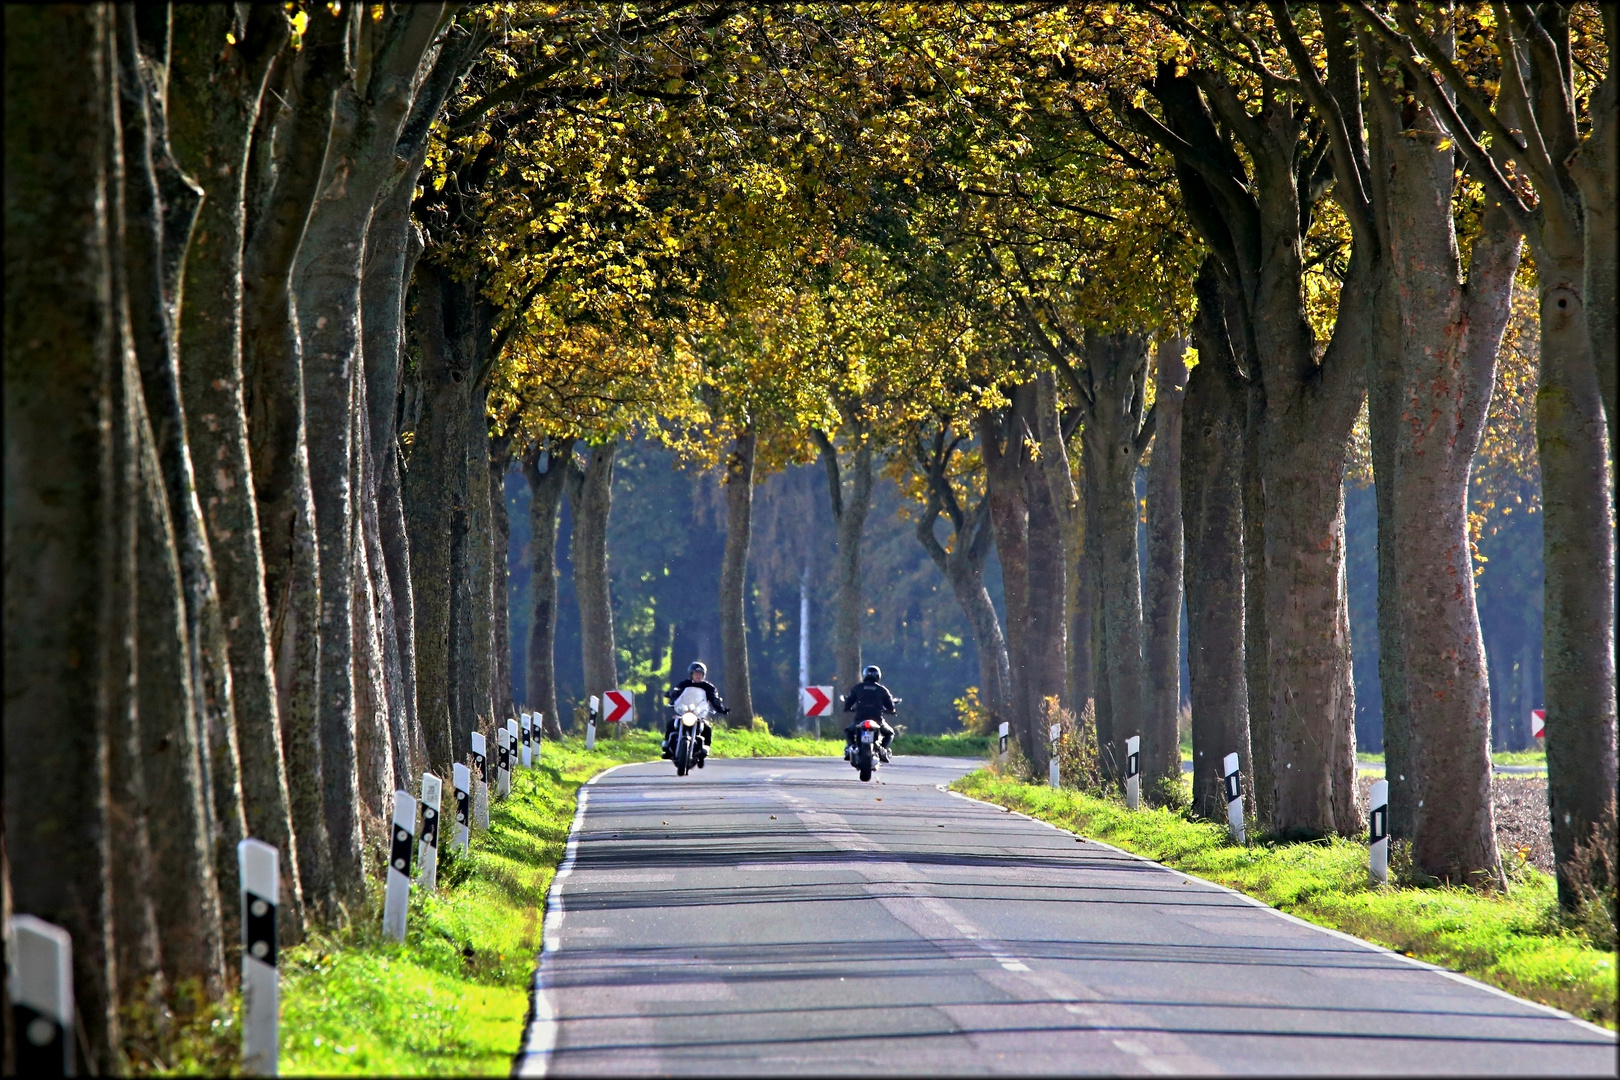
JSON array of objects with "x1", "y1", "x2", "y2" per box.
[{"x1": 515, "y1": 756, "x2": 1614, "y2": 1076}]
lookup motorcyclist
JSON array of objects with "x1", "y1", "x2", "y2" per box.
[
  {"x1": 843, "y1": 665, "x2": 897, "y2": 763},
  {"x1": 663, "y1": 661, "x2": 727, "y2": 762}
]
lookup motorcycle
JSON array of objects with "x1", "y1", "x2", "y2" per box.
[
  {"x1": 669, "y1": 686, "x2": 711, "y2": 777},
  {"x1": 846, "y1": 718, "x2": 887, "y2": 782}
]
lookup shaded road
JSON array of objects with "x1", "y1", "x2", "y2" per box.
[{"x1": 516, "y1": 756, "x2": 1613, "y2": 1075}]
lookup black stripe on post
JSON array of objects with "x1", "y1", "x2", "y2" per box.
[
  {"x1": 1224, "y1": 772, "x2": 1242, "y2": 803},
  {"x1": 13, "y1": 1003, "x2": 67, "y2": 1077},
  {"x1": 244, "y1": 891, "x2": 278, "y2": 967},
  {"x1": 1127, "y1": 752, "x2": 1140, "y2": 779},
  {"x1": 421, "y1": 804, "x2": 439, "y2": 848},
  {"x1": 1369, "y1": 807, "x2": 1388, "y2": 845},
  {"x1": 455, "y1": 787, "x2": 469, "y2": 827},
  {"x1": 391, "y1": 822, "x2": 415, "y2": 877}
]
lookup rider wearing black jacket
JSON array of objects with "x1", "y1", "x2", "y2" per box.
[
  {"x1": 663, "y1": 661, "x2": 726, "y2": 760},
  {"x1": 844, "y1": 665, "x2": 896, "y2": 761}
]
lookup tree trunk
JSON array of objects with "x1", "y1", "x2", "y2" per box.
[
  {"x1": 168, "y1": 3, "x2": 305, "y2": 936},
  {"x1": 460, "y1": 383, "x2": 496, "y2": 734},
  {"x1": 570, "y1": 442, "x2": 621, "y2": 704},
  {"x1": 351, "y1": 368, "x2": 394, "y2": 843},
  {"x1": 815, "y1": 428, "x2": 875, "y2": 694},
  {"x1": 241, "y1": 7, "x2": 345, "y2": 921},
  {"x1": 1535, "y1": 250, "x2": 1618, "y2": 909},
  {"x1": 117, "y1": 6, "x2": 249, "y2": 952},
  {"x1": 1034, "y1": 374, "x2": 1092, "y2": 722},
  {"x1": 915, "y1": 434, "x2": 1011, "y2": 730},
  {"x1": 490, "y1": 433, "x2": 516, "y2": 726},
  {"x1": 1081, "y1": 331, "x2": 1154, "y2": 789},
  {"x1": 4, "y1": 8, "x2": 124, "y2": 1059},
  {"x1": 523, "y1": 441, "x2": 572, "y2": 739},
  {"x1": 1024, "y1": 390, "x2": 1069, "y2": 767},
  {"x1": 980, "y1": 402, "x2": 1038, "y2": 765},
  {"x1": 1183, "y1": 263, "x2": 1250, "y2": 820},
  {"x1": 1241, "y1": 377, "x2": 1273, "y2": 826},
  {"x1": 1373, "y1": 82, "x2": 1522, "y2": 882},
  {"x1": 719, "y1": 429, "x2": 758, "y2": 726},
  {"x1": 1144, "y1": 337, "x2": 1188, "y2": 798},
  {"x1": 404, "y1": 261, "x2": 473, "y2": 776}
]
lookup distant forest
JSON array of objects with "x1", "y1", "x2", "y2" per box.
[{"x1": 506, "y1": 436, "x2": 1545, "y2": 748}]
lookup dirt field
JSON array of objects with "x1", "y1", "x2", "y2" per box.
[{"x1": 1357, "y1": 775, "x2": 1553, "y2": 874}]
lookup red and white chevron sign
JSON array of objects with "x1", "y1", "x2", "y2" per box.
[
  {"x1": 800, "y1": 686, "x2": 834, "y2": 717},
  {"x1": 1531, "y1": 708, "x2": 1545, "y2": 739},
  {"x1": 603, "y1": 689, "x2": 633, "y2": 724}
]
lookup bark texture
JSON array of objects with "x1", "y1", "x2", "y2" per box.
[
  {"x1": 523, "y1": 441, "x2": 573, "y2": 738},
  {"x1": 1079, "y1": 333, "x2": 1154, "y2": 787},
  {"x1": 814, "y1": 426, "x2": 876, "y2": 694},
  {"x1": 1183, "y1": 263, "x2": 1250, "y2": 819},
  {"x1": 1144, "y1": 337, "x2": 1188, "y2": 798},
  {"x1": 980, "y1": 397, "x2": 1041, "y2": 769},
  {"x1": 719, "y1": 429, "x2": 758, "y2": 726},
  {"x1": 569, "y1": 442, "x2": 621, "y2": 704},
  {"x1": 4, "y1": 8, "x2": 124, "y2": 1060}
]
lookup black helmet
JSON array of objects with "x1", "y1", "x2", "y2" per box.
[
  {"x1": 688, "y1": 661, "x2": 707, "y2": 678},
  {"x1": 863, "y1": 665, "x2": 881, "y2": 682}
]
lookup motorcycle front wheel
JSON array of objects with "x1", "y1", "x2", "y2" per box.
[{"x1": 675, "y1": 734, "x2": 690, "y2": 776}]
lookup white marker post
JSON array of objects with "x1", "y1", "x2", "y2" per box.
[
  {"x1": 470, "y1": 732, "x2": 489, "y2": 830},
  {"x1": 496, "y1": 725, "x2": 511, "y2": 798},
  {"x1": 451, "y1": 762, "x2": 471, "y2": 852},
  {"x1": 998, "y1": 720, "x2": 1009, "y2": 759},
  {"x1": 1222, "y1": 753, "x2": 1246, "y2": 845},
  {"x1": 533, "y1": 713, "x2": 544, "y2": 763},
  {"x1": 1125, "y1": 735, "x2": 1141, "y2": 809},
  {"x1": 1369, "y1": 778, "x2": 1390, "y2": 885},
  {"x1": 237, "y1": 839, "x2": 279, "y2": 1075},
  {"x1": 1049, "y1": 723, "x2": 1062, "y2": 788},
  {"x1": 520, "y1": 712, "x2": 533, "y2": 768},
  {"x1": 586, "y1": 696, "x2": 599, "y2": 751},
  {"x1": 419, "y1": 773, "x2": 442, "y2": 892},
  {"x1": 9, "y1": 914, "x2": 74, "y2": 1076},
  {"x1": 384, "y1": 790, "x2": 416, "y2": 942}
]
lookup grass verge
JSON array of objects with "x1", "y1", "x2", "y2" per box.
[
  {"x1": 893, "y1": 731, "x2": 991, "y2": 757},
  {"x1": 277, "y1": 727, "x2": 832, "y2": 1075},
  {"x1": 952, "y1": 769, "x2": 1617, "y2": 1029}
]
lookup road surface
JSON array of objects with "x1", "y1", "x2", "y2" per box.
[{"x1": 516, "y1": 756, "x2": 1614, "y2": 1076}]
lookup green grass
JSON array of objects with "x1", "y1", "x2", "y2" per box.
[
  {"x1": 1352, "y1": 749, "x2": 1546, "y2": 768},
  {"x1": 278, "y1": 727, "x2": 833, "y2": 1075},
  {"x1": 953, "y1": 769, "x2": 1616, "y2": 1029},
  {"x1": 893, "y1": 731, "x2": 992, "y2": 757}
]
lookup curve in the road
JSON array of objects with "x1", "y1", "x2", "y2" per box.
[{"x1": 515, "y1": 756, "x2": 1614, "y2": 1076}]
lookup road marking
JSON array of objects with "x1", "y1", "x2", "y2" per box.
[
  {"x1": 941, "y1": 785, "x2": 1619, "y2": 1043},
  {"x1": 517, "y1": 761, "x2": 637, "y2": 1078}
]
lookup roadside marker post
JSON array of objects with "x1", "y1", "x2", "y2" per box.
[
  {"x1": 10, "y1": 914, "x2": 74, "y2": 1076},
  {"x1": 1125, "y1": 735, "x2": 1141, "y2": 809},
  {"x1": 237, "y1": 839, "x2": 279, "y2": 1076},
  {"x1": 506, "y1": 720, "x2": 520, "y2": 783},
  {"x1": 496, "y1": 726, "x2": 511, "y2": 798},
  {"x1": 998, "y1": 721, "x2": 1009, "y2": 759},
  {"x1": 419, "y1": 773, "x2": 442, "y2": 892},
  {"x1": 1049, "y1": 723, "x2": 1061, "y2": 788},
  {"x1": 533, "y1": 713, "x2": 544, "y2": 763},
  {"x1": 470, "y1": 732, "x2": 489, "y2": 829},
  {"x1": 452, "y1": 763, "x2": 471, "y2": 852},
  {"x1": 1222, "y1": 753, "x2": 1245, "y2": 845},
  {"x1": 586, "y1": 696, "x2": 599, "y2": 751},
  {"x1": 520, "y1": 712, "x2": 533, "y2": 768},
  {"x1": 384, "y1": 790, "x2": 416, "y2": 942},
  {"x1": 1369, "y1": 779, "x2": 1390, "y2": 885}
]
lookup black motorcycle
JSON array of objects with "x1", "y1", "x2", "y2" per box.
[{"x1": 847, "y1": 718, "x2": 886, "y2": 782}]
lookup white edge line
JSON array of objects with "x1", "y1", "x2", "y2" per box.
[
  {"x1": 938, "y1": 783, "x2": 1617, "y2": 1042},
  {"x1": 514, "y1": 760, "x2": 641, "y2": 1078}
]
